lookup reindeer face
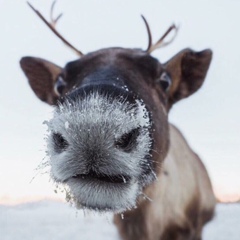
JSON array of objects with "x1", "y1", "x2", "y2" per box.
[
  {"x1": 20, "y1": 4, "x2": 212, "y2": 213},
  {"x1": 20, "y1": 47, "x2": 212, "y2": 212},
  {"x1": 20, "y1": 48, "x2": 169, "y2": 211}
]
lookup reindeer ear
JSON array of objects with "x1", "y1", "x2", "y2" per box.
[
  {"x1": 164, "y1": 48, "x2": 212, "y2": 108},
  {"x1": 20, "y1": 57, "x2": 63, "y2": 105}
]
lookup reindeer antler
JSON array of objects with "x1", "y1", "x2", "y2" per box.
[
  {"x1": 27, "y1": 1, "x2": 84, "y2": 56},
  {"x1": 141, "y1": 15, "x2": 178, "y2": 54}
]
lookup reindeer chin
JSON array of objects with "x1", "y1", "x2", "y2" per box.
[{"x1": 66, "y1": 177, "x2": 140, "y2": 213}]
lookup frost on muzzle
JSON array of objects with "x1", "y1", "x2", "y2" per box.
[{"x1": 44, "y1": 92, "x2": 153, "y2": 212}]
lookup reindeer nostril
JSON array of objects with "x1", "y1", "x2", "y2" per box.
[
  {"x1": 115, "y1": 128, "x2": 140, "y2": 152},
  {"x1": 52, "y1": 133, "x2": 69, "y2": 153}
]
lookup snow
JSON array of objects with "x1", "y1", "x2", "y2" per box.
[
  {"x1": 1, "y1": 201, "x2": 239, "y2": 240},
  {"x1": 64, "y1": 121, "x2": 70, "y2": 129}
]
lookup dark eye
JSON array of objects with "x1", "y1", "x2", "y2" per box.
[
  {"x1": 54, "y1": 76, "x2": 67, "y2": 96},
  {"x1": 157, "y1": 72, "x2": 172, "y2": 92},
  {"x1": 115, "y1": 128, "x2": 140, "y2": 152},
  {"x1": 52, "y1": 133, "x2": 69, "y2": 153}
]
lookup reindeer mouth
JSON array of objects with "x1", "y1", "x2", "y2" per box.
[
  {"x1": 58, "y1": 170, "x2": 139, "y2": 212},
  {"x1": 70, "y1": 171, "x2": 131, "y2": 184}
]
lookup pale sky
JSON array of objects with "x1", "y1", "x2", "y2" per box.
[{"x1": 0, "y1": 0, "x2": 239, "y2": 204}]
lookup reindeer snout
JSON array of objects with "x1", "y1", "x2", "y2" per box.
[
  {"x1": 46, "y1": 92, "x2": 152, "y2": 187},
  {"x1": 50, "y1": 126, "x2": 141, "y2": 166},
  {"x1": 53, "y1": 126, "x2": 140, "y2": 149}
]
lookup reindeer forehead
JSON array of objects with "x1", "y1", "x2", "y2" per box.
[{"x1": 63, "y1": 48, "x2": 161, "y2": 80}]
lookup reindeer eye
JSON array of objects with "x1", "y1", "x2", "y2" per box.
[
  {"x1": 54, "y1": 76, "x2": 67, "y2": 96},
  {"x1": 52, "y1": 133, "x2": 69, "y2": 153},
  {"x1": 157, "y1": 72, "x2": 172, "y2": 92},
  {"x1": 115, "y1": 128, "x2": 140, "y2": 152}
]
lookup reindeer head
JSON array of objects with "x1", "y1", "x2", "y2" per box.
[{"x1": 20, "y1": 2, "x2": 212, "y2": 213}]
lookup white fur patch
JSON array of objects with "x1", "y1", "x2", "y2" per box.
[{"x1": 45, "y1": 92, "x2": 152, "y2": 212}]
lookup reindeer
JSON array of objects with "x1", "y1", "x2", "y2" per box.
[{"x1": 20, "y1": 2, "x2": 216, "y2": 240}]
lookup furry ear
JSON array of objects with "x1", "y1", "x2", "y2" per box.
[
  {"x1": 164, "y1": 48, "x2": 212, "y2": 108},
  {"x1": 20, "y1": 57, "x2": 62, "y2": 105}
]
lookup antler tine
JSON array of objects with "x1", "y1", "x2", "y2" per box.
[
  {"x1": 27, "y1": 1, "x2": 84, "y2": 57},
  {"x1": 148, "y1": 24, "x2": 178, "y2": 54},
  {"x1": 141, "y1": 15, "x2": 152, "y2": 53},
  {"x1": 50, "y1": 0, "x2": 63, "y2": 27}
]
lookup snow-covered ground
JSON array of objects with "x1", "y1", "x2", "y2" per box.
[{"x1": 0, "y1": 201, "x2": 239, "y2": 240}]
